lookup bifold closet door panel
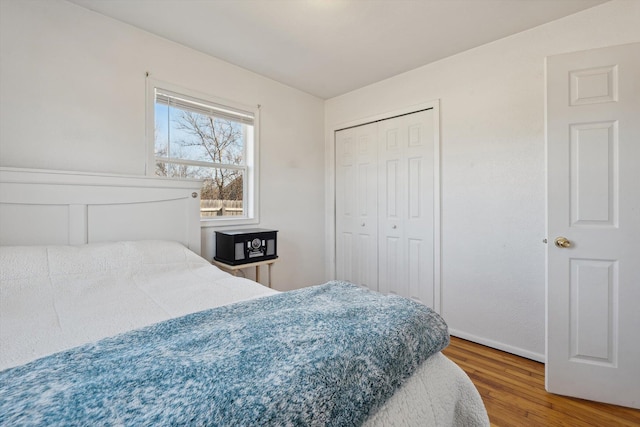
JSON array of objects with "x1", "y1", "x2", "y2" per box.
[
  {"x1": 378, "y1": 110, "x2": 435, "y2": 307},
  {"x1": 335, "y1": 123, "x2": 379, "y2": 291}
]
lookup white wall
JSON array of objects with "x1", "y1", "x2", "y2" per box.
[
  {"x1": 0, "y1": 0, "x2": 326, "y2": 291},
  {"x1": 325, "y1": 0, "x2": 640, "y2": 361}
]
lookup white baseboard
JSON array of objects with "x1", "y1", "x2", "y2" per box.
[{"x1": 449, "y1": 328, "x2": 546, "y2": 363}]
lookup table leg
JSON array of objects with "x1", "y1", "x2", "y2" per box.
[{"x1": 256, "y1": 265, "x2": 260, "y2": 284}]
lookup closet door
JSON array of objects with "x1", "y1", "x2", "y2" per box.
[
  {"x1": 335, "y1": 123, "x2": 378, "y2": 291},
  {"x1": 378, "y1": 110, "x2": 435, "y2": 307}
]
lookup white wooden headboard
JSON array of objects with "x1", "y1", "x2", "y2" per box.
[{"x1": 0, "y1": 168, "x2": 203, "y2": 255}]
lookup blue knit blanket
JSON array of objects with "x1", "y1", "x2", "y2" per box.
[{"x1": 0, "y1": 281, "x2": 449, "y2": 426}]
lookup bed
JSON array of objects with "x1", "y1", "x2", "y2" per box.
[{"x1": 0, "y1": 167, "x2": 489, "y2": 426}]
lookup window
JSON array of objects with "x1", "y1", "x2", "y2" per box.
[{"x1": 148, "y1": 81, "x2": 258, "y2": 223}]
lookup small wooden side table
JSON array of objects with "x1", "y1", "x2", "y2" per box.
[{"x1": 212, "y1": 258, "x2": 278, "y2": 288}]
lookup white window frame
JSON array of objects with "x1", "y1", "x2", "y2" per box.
[{"x1": 146, "y1": 78, "x2": 259, "y2": 226}]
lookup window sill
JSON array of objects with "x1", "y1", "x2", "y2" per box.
[{"x1": 200, "y1": 216, "x2": 259, "y2": 228}]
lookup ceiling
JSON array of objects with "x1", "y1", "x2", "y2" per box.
[{"x1": 67, "y1": 0, "x2": 607, "y2": 99}]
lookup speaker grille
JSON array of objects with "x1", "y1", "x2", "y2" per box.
[{"x1": 235, "y1": 242, "x2": 245, "y2": 260}]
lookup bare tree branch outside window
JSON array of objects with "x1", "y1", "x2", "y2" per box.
[
  {"x1": 173, "y1": 112, "x2": 244, "y2": 201},
  {"x1": 154, "y1": 93, "x2": 251, "y2": 218}
]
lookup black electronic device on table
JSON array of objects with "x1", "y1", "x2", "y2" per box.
[{"x1": 214, "y1": 228, "x2": 278, "y2": 265}]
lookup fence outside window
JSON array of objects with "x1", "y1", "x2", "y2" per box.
[{"x1": 200, "y1": 199, "x2": 243, "y2": 217}]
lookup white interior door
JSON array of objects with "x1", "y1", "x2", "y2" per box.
[
  {"x1": 546, "y1": 42, "x2": 640, "y2": 409},
  {"x1": 335, "y1": 123, "x2": 378, "y2": 290},
  {"x1": 378, "y1": 110, "x2": 436, "y2": 307}
]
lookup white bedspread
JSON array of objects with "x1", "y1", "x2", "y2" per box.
[
  {"x1": 0, "y1": 240, "x2": 275, "y2": 370},
  {"x1": 0, "y1": 240, "x2": 488, "y2": 426}
]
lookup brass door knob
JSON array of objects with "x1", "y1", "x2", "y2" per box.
[{"x1": 554, "y1": 237, "x2": 571, "y2": 248}]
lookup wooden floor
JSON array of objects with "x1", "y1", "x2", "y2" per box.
[{"x1": 442, "y1": 337, "x2": 640, "y2": 427}]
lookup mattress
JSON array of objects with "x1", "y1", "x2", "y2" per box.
[{"x1": 0, "y1": 240, "x2": 488, "y2": 426}]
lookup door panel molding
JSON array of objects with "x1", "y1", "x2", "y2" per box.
[
  {"x1": 570, "y1": 120, "x2": 619, "y2": 227},
  {"x1": 569, "y1": 258, "x2": 618, "y2": 366}
]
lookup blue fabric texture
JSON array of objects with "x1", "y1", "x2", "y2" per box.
[{"x1": 0, "y1": 281, "x2": 449, "y2": 426}]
